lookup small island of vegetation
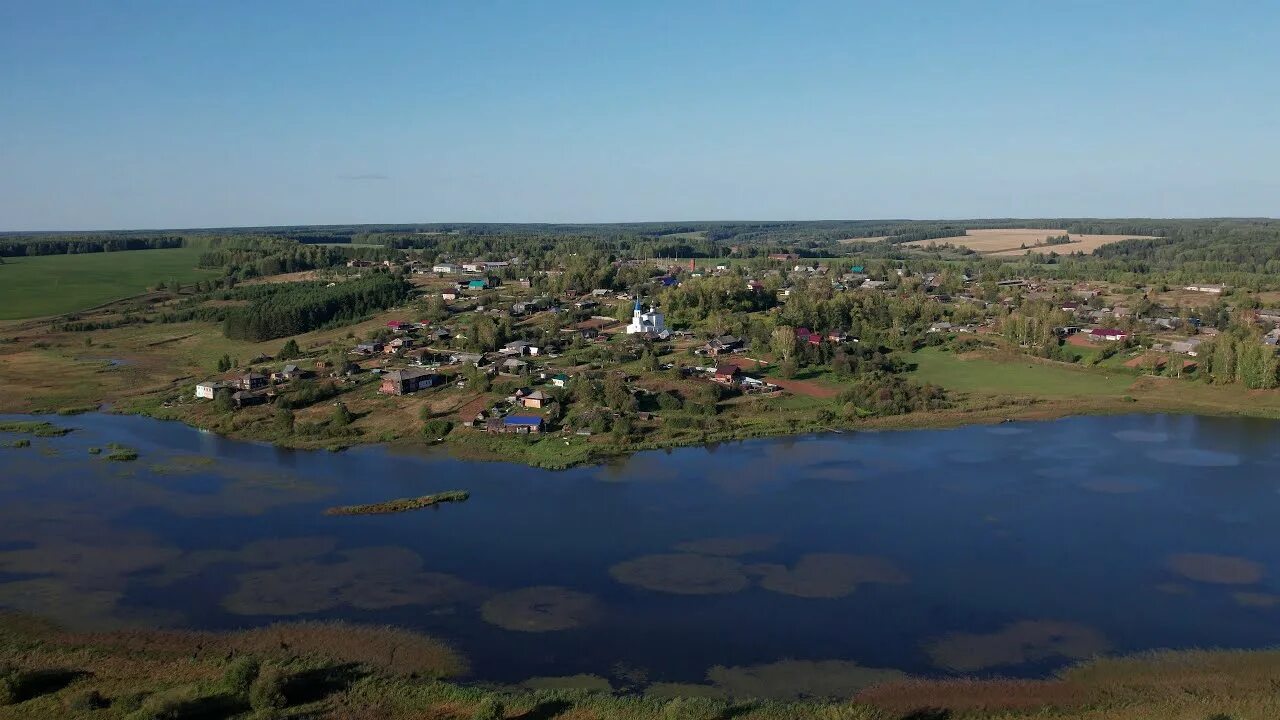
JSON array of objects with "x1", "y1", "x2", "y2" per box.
[{"x1": 324, "y1": 489, "x2": 470, "y2": 516}]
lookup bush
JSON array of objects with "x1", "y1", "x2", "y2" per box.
[
  {"x1": 422, "y1": 418, "x2": 453, "y2": 438},
  {"x1": 471, "y1": 697, "x2": 504, "y2": 720},
  {"x1": 65, "y1": 689, "x2": 109, "y2": 711},
  {"x1": 249, "y1": 666, "x2": 287, "y2": 712},
  {"x1": 221, "y1": 656, "x2": 260, "y2": 697},
  {"x1": 0, "y1": 665, "x2": 19, "y2": 705}
]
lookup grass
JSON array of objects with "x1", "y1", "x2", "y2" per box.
[
  {"x1": 324, "y1": 490, "x2": 469, "y2": 516},
  {"x1": 0, "y1": 421, "x2": 71, "y2": 437},
  {"x1": 909, "y1": 346, "x2": 1136, "y2": 397},
  {"x1": 4, "y1": 611, "x2": 1280, "y2": 719},
  {"x1": 103, "y1": 443, "x2": 138, "y2": 462},
  {"x1": 0, "y1": 248, "x2": 218, "y2": 320}
]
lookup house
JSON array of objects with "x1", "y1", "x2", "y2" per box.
[
  {"x1": 1170, "y1": 338, "x2": 1203, "y2": 356},
  {"x1": 713, "y1": 364, "x2": 741, "y2": 386},
  {"x1": 271, "y1": 364, "x2": 305, "y2": 382},
  {"x1": 493, "y1": 415, "x2": 544, "y2": 434},
  {"x1": 379, "y1": 368, "x2": 443, "y2": 395},
  {"x1": 746, "y1": 280, "x2": 764, "y2": 292},
  {"x1": 1088, "y1": 328, "x2": 1130, "y2": 342},
  {"x1": 522, "y1": 390, "x2": 550, "y2": 409},
  {"x1": 236, "y1": 372, "x2": 268, "y2": 391},
  {"x1": 466, "y1": 279, "x2": 488, "y2": 290},
  {"x1": 551, "y1": 373, "x2": 571, "y2": 388},
  {"x1": 231, "y1": 391, "x2": 265, "y2": 408},
  {"x1": 703, "y1": 335, "x2": 743, "y2": 356},
  {"x1": 194, "y1": 381, "x2": 225, "y2": 400},
  {"x1": 449, "y1": 352, "x2": 484, "y2": 366},
  {"x1": 354, "y1": 342, "x2": 383, "y2": 355},
  {"x1": 387, "y1": 320, "x2": 408, "y2": 332},
  {"x1": 860, "y1": 279, "x2": 889, "y2": 290},
  {"x1": 1185, "y1": 284, "x2": 1226, "y2": 294},
  {"x1": 500, "y1": 358, "x2": 529, "y2": 374},
  {"x1": 591, "y1": 288, "x2": 611, "y2": 297},
  {"x1": 768, "y1": 253, "x2": 798, "y2": 261},
  {"x1": 502, "y1": 340, "x2": 538, "y2": 356},
  {"x1": 432, "y1": 264, "x2": 458, "y2": 274},
  {"x1": 928, "y1": 322, "x2": 954, "y2": 333},
  {"x1": 441, "y1": 292, "x2": 457, "y2": 301},
  {"x1": 794, "y1": 328, "x2": 822, "y2": 346},
  {"x1": 462, "y1": 262, "x2": 486, "y2": 273},
  {"x1": 1060, "y1": 301, "x2": 1081, "y2": 313}
]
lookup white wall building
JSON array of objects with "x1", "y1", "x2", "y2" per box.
[{"x1": 626, "y1": 299, "x2": 667, "y2": 335}]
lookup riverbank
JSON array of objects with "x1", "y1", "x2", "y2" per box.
[{"x1": 1, "y1": 611, "x2": 1278, "y2": 719}]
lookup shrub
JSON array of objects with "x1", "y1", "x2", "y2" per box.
[
  {"x1": 0, "y1": 665, "x2": 19, "y2": 705},
  {"x1": 221, "y1": 656, "x2": 260, "y2": 697},
  {"x1": 249, "y1": 666, "x2": 287, "y2": 712},
  {"x1": 65, "y1": 689, "x2": 109, "y2": 711},
  {"x1": 422, "y1": 418, "x2": 453, "y2": 438},
  {"x1": 471, "y1": 697, "x2": 504, "y2": 720}
]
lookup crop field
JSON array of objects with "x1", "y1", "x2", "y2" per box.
[
  {"x1": 0, "y1": 248, "x2": 218, "y2": 320},
  {"x1": 906, "y1": 228, "x2": 1155, "y2": 256}
]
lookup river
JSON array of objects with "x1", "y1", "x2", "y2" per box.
[{"x1": 2, "y1": 412, "x2": 1279, "y2": 694}]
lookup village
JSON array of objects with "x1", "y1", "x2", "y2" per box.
[{"x1": 184, "y1": 249, "x2": 1280, "y2": 462}]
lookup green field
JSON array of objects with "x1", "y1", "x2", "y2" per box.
[
  {"x1": 0, "y1": 248, "x2": 218, "y2": 320},
  {"x1": 909, "y1": 346, "x2": 1137, "y2": 396}
]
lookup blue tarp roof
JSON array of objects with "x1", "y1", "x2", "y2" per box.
[{"x1": 504, "y1": 415, "x2": 543, "y2": 426}]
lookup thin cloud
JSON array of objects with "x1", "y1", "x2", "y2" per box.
[{"x1": 338, "y1": 173, "x2": 390, "y2": 181}]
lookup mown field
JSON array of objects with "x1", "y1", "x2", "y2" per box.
[
  {"x1": 905, "y1": 228, "x2": 1155, "y2": 256},
  {"x1": 0, "y1": 249, "x2": 217, "y2": 320}
]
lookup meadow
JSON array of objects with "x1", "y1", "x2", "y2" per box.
[
  {"x1": 0, "y1": 248, "x2": 217, "y2": 320},
  {"x1": 905, "y1": 228, "x2": 1156, "y2": 256}
]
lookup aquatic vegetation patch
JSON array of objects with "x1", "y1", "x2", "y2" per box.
[
  {"x1": 671, "y1": 535, "x2": 779, "y2": 557},
  {"x1": 1113, "y1": 429, "x2": 1170, "y2": 443},
  {"x1": 0, "y1": 539, "x2": 181, "y2": 588},
  {"x1": 926, "y1": 620, "x2": 1109, "y2": 672},
  {"x1": 609, "y1": 553, "x2": 750, "y2": 595},
  {"x1": 223, "y1": 546, "x2": 478, "y2": 616},
  {"x1": 0, "y1": 421, "x2": 71, "y2": 437},
  {"x1": 1233, "y1": 591, "x2": 1280, "y2": 608},
  {"x1": 749, "y1": 553, "x2": 909, "y2": 599},
  {"x1": 1148, "y1": 448, "x2": 1242, "y2": 467},
  {"x1": 1166, "y1": 553, "x2": 1265, "y2": 585},
  {"x1": 480, "y1": 586, "x2": 599, "y2": 632},
  {"x1": 104, "y1": 443, "x2": 139, "y2": 462},
  {"x1": 520, "y1": 674, "x2": 613, "y2": 691},
  {"x1": 324, "y1": 489, "x2": 469, "y2": 516},
  {"x1": 1, "y1": 439, "x2": 30, "y2": 449},
  {"x1": 1077, "y1": 476, "x2": 1156, "y2": 494},
  {"x1": 149, "y1": 536, "x2": 339, "y2": 585},
  {"x1": 146, "y1": 454, "x2": 217, "y2": 475}
]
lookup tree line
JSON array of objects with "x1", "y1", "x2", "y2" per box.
[{"x1": 222, "y1": 274, "x2": 411, "y2": 341}]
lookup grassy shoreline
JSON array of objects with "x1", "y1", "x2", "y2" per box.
[{"x1": 2, "y1": 611, "x2": 1279, "y2": 719}]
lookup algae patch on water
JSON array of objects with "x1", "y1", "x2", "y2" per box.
[
  {"x1": 1166, "y1": 553, "x2": 1265, "y2": 585},
  {"x1": 609, "y1": 553, "x2": 750, "y2": 595},
  {"x1": 223, "y1": 545, "x2": 478, "y2": 616},
  {"x1": 481, "y1": 586, "x2": 599, "y2": 632},
  {"x1": 926, "y1": 620, "x2": 1109, "y2": 672},
  {"x1": 749, "y1": 553, "x2": 909, "y2": 599}
]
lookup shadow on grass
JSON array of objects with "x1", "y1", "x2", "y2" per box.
[
  {"x1": 901, "y1": 709, "x2": 952, "y2": 720},
  {"x1": 284, "y1": 662, "x2": 366, "y2": 705},
  {"x1": 14, "y1": 669, "x2": 88, "y2": 703},
  {"x1": 512, "y1": 699, "x2": 572, "y2": 720}
]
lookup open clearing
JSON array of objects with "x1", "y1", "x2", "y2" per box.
[
  {"x1": 905, "y1": 228, "x2": 1156, "y2": 256},
  {"x1": 0, "y1": 248, "x2": 218, "y2": 320}
]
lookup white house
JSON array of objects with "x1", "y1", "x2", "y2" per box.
[
  {"x1": 194, "y1": 381, "x2": 224, "y2": 400},
  {"x1": 432, "y1": 263, "x2": 458, "y2": 274},
  {"x1": 462, "y1": 262, "x2": 485, "y2": 273},
  {"x1": 626, "y1": 299, "x2": 667, "y2": 335}
]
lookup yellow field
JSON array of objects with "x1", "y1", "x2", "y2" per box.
[{"x1": 906, "y1": 228, "x2": 1154, "y2": 256}]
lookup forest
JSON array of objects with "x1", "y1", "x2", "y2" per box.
[{"x1": 222, "y1": 274, "x2": 411, "y2": 341}]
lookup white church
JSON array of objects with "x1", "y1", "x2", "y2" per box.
[{"x1": 626, "y1": 299, "x2": 667, "y2": 335}]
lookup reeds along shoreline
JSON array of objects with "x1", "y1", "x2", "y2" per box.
[{"x1": 324, "y1": 490, "x2": 469, "y2": 516}]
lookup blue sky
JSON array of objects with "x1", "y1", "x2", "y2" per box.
[{"x1": 2, "y1": 1, "x2": 1277, "y2": 230}]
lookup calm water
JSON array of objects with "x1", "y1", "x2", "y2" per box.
[{"x1": 3, "y1": 412, "x2": 1280, "y2": 693}]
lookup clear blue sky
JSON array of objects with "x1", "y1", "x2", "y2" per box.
[{"x1": 2, "y1": 0, "x2": 1277, "y2": 230}]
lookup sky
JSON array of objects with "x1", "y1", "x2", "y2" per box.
[{"x1": 1, "y1": 1, "x2": 1278, "y2": 230}]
